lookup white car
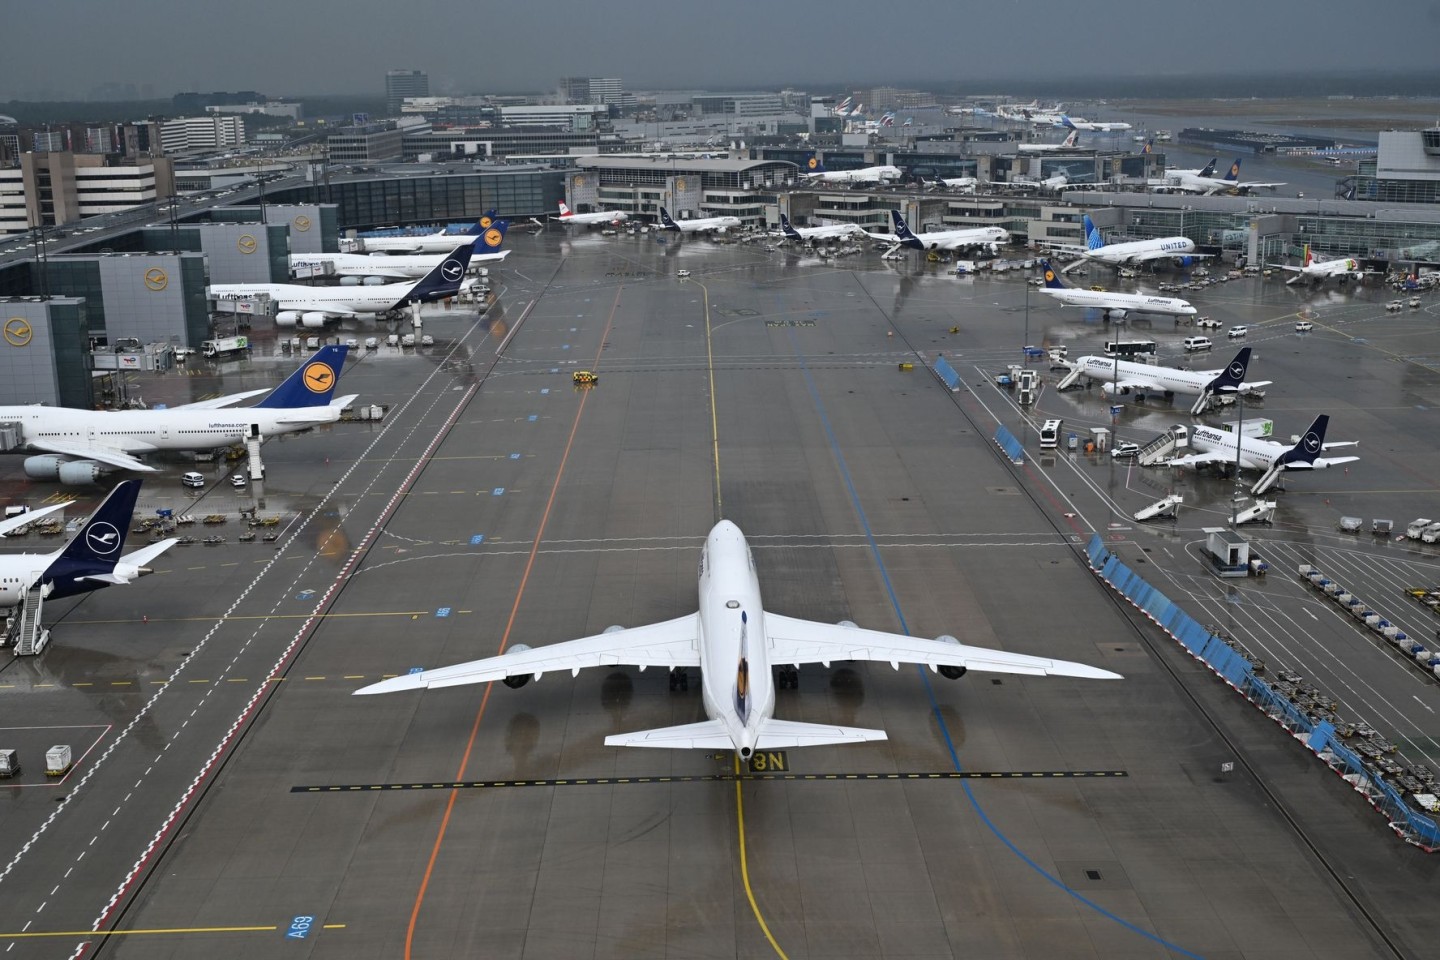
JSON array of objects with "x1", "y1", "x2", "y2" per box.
[
  {"x1": 1195, "y1": 316, "x2": 1222, "y2": 329},
  {"x1": 1110, "y1": 441, "x2": 1141, "y2": 459},
  {"x1": 1227, "y1": 325, "x2": 1248, "y2": 339},
  {"x1": 1386, "y1": 300, "x2": 1404, "y2": 312},
  {"x1": 230, "y1": 474, "x2": 247, "y2": 487},
  {"x1": 181, "y1": 472, "x2": 206, "y2": 488},
  {"x1": 676, "y1": 269, "x2": 691, "y2": 278},
  {"x1": 1295, "y1": 320, "x2": 1314, "y2": 333}
]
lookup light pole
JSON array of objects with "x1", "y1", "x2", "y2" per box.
[
  {"x1": 1023, "y1": 280, "x2": 1030, "y2": 355},
  {"x1": 1231, "y1": 391, "x2": 1244, "y2": 526}
]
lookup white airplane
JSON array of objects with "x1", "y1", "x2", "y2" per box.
[
  {"x1": 291, "y1": 247, "x2": 508, "y2": 282},
  {"x1": 1010, "y1": 171, "x2": 1074, "y2": 192},
  {"x1": 1063, "y1": 347, "x2": 1271, "y2": 414},
  {"x1": 881, "y1": 209, "x2": 1010, "y2": 254},
  {"x1": 1037, "y1": 260, "x2": 1197, "y2": 321},
  {"x1": 778, "y1": 213, "x2": 864, "y2": 242},
  {"x1": 2, "y1": 346, "x2": 355, "y2": 482},
  {"x1": 211, "y1": 242, "x2": 474, "y2": 327},
  {"x1": 0, "y1": 480, "x2": 175, "y2": 613},
  {"x1": 554, "y1": 202, "x2": 629, "y2": 227},
  {"x1": 1171, "y1": 414, "x2": 1359, "y2": 495},
  {"x1": 358, "y1": 211, "x2": 501, "y2": 254},
  {"x1": 658, "y1": 206, "x2": 742, "y2": 234},
  {"x1": 1269, "y1": 244, "x2": 1372, "y2": 285},
  {"x1": 1017, "y1": 130, "x2": 1082, "y2": 153},
  {"x1": 1148, "y1": 159, "x2": 1285, "y2": 196},
  {"x1": 927, "y1": 175, "x2": 980, "y2": 192},
  {"x1": 1061, "y1": 115, "x2": 1132, "y2": 133},
  {"x1": 355, "y1": 520, "x2": 1120, "y2": 757},
  {"x1": 1058, "y1": 215, "x2": 1206, "y2": 273},
  {"x1": 798, "y1": 154, "x2": 904, "y2": 185}
]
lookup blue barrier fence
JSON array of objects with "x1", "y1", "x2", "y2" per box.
[
  {"x1": 993, "y1": 425, "x2": 1025, "y2": 464},
  {"x1": 932, "y1": 356, "x2": 961, "y2": 391},
  {"x1": 1086, "y1": 535, "x2": 1440, "y2": 851}
]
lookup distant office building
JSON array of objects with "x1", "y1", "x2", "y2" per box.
[
  {"x1": 172, "y1": 91, "x2": 266, "y2": 114},
  {"x1": 559, "y1": 77, "x2": 591, "y2": 104},
  {"x1": 328, "y1": 121, "x2": 405, "y2": 164},
  {"x1": 0, "y1": 168, "x2": 25, "y2": 233},
  {"x1": 499, "y1": 105, "x2": 609, "y2": 131},
  {"x1": 692, "y1": 93, "x2": 786, "y2": 117},
  {"x1": 118, "y1": 120, "x2": 164, "y2": 159},
  {"x1": 1, "y1": 129, "x2": 21, "y2": 167},
  {"x1": 1341, "y1": 129, "x2": 1440, "y2": 204},
  {"x1": 206, "y1": 101, "x2": 303, "y2": 120},
  {"x1": 84, "y1": 127, "x2": 115, "y2": 154},
  {"x1": 587, "y1": 78, "x2": 623, "y2": 106},
  {"x1": 8, "y1": 153, "x2": 174, "y2": 230},
  {"x1": 159, "y1": 115, "x2": 245, "y2": 153},
  {"x1": 385, "y1": 70, "x2": 430, "y2": 115},
  {"x1": 32, "y1": 129, "x2": 68, "y2": 152}
]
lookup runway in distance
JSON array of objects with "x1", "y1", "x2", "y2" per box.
[
  {"x1": 0, "y1": 479, "x2": 174, "y2": 611},
  {"x1": 554, "y1": 201, "x2": 628, "y2": 227},
  {"x1": 355, "y1": 210, "x2": 500, "y2": 254},
  {"x1": 779, "y1": 213, "x2": 864, "y2": 242},
  {"x1": 1270, "y1": 244, "x2": 1372, "y2": 285},
  {"x1": 210, "y1": 242, "x2": 474, "y2": 327},
  {"x1": 1057, "y1": 215, "x2": 1204, "y2": 273},
  {"x1": 1170, "y1": 414, "x2": 1359, "y2": 495},
  {"x1": 356, "y1": 520, "x2": 1121, "y2": 759},
  {"x1": 1037, "y1": 259, "x2": 1197, "y2": 320},
  {"x1": 884, "y1": 209, "x2": 1010, "y2": 254},
  {"x1": 1061, "y1": 346, "x2": 1271, "y2": 415},
  {"x1": 290, "y1": 221, "x2": 508, "y2": 281},
  {"x1": 658, "y1": 206, "x2": 742, "y2": 234},
  {"x1": 799, "y1": 153, "x2": 903, "y2": 185},
  {"x1": 1, "y1": 345, "x2": 355, "y2": 482}
]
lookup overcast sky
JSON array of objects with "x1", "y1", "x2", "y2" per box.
[{"x1": 5, "y1": 0, "x2": 1440, "y2": 100}]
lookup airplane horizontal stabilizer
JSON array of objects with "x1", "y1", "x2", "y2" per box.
[
  {"x1": 604, "y1": 720, "x2": 733, "y2": 750},
  {"x1": 755, "y1": 719, "x2": 887, "y2": 749},
  {"x1": 121, "y1": 538, "x2": 179, "y2": 570}
]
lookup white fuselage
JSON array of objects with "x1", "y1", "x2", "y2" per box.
[
  {"x1": 697, "y1": 521, "x2": 774, "y2": 758},
  {"x1": 671, "y1": 216, "x2": 742, "y2": 233},
  {"x1": 208, "y1": 281, "x2": 417, "y2": 317},
  {"x1": 0, "y1": 553, "x2": 146, "y2": 608},
  {"x1": 1084, "y1": 236, "x2": 1195, "y2": 267},
  {"x1": 360, "y1": 232, "x2": 477, "y2": 255},
  {"x1": 806, "y1": 165, "x2": 902, "y2": 184},
  {"x1": 934, "y1": 176, "x2": 980, "y2": 188},
  {"x1": 1189, "y1": 426, "x2": 1285, "y2": 471},
  {"x1": 788, "y1": 222, "x2": 863, "y2": 241},
  {"x1": 1040, "y1": 287, "x2": 1196, "y2": 317},
  {"x1": 291, "y1": 250, "x2": 506, "y2": 280},
  {"x1": 1064, "y1": 118, "x2": 1131, "y2": 131},
  {"x1": 903, "y1": 226, "x2": 1010, "y2": 252},
  {"x1": 1072, "y1": 356, "x2": 1214, "y2": 395},
  {"x1": 560, "y1": 210, "x2": 628, "y2": 226},
  {"x1": 0, "y1": 404, "x2": 341, "y2": 459}
]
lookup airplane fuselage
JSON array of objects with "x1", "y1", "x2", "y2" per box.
[
  {"x1": 360, "y1": 233, "x2": 476, "y2": 254},
  {"x1": 1073, "y1": 356, "x2": 1213, "y2": 395},
  {"x1": 697, "y1": 521, "x2": 774, "y2": 758},
  {"x1": 1040, "y1": 288, "x2": 1196, "y2": 317},
  {"x1": 290, "y1": 250, "x2": 507, "y2": 280},
  {"x1": 1190, "y1": 426, "x2": 1284, "y2": 471},
  {"x1": 671, "y1": 217, "x2": 742, "y2": 233},
  {"x1": 0, "y1": 404, "x2": 342, "y2": 458},
  {"x1": 560, "y1": 211, "x2": 628, "y2": 226},
  {"x1": 807, "y1": 165, "x2": 902, "y2": 185},
  {"x1": 0, "y1": 553, "x2": 149, "y2": 607},
  {"x1": 1086, "y1": 237, "x2": 1195, "y2": 267}
]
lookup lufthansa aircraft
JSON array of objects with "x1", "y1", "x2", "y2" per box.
[
  {"x1": 798, "y1": 154, "x2": 903, "y2": 185},
  {"x1": 658, "y1": 206, "x2": 742, "y2": 234},
  {"x1": 1170, "y1": 414, "x2": 1358, "y2": 495},
  {"x1": 1037, "y1": 260, "x2": 1197, "y2": 320},
  {"x1": 881, "y1": 210, "x2": 1009, "y2": 254},
  {"x1": 291, "y1": 221, "x2": 508, "y2": 281},
  {"x1": 778, "y1": 213, "x2": 864, "y2": 242},
  {"x1": 1063, "y1": 346, "x2": 1271, "y2": 415},
  {"x1": 356, "y1": 520, "x2": 1120, "y2": 758},
  {"x1": 1, "y1": 346, "x2": 354, "y2": 482},
  {"x1": 358, "y1": 211, "x2": 500, "y2": 254}
]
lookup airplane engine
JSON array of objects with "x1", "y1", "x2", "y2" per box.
[
  {"x1": 301, "y1": 312, "x2": 329, "y2": 329},
  {"x1": 986, "y1": 243, "x2": 999, "y2": 256},
  {"x1": 339, "y1": 277, "x2": 363, "y2": 286},
  {"x1": 363, "y1": 276, "x2": 386, "y2": 286},
  {"x1": 1178, "y1": 255, "x2": 1195, "y2": 267},
  {"x1": 23, "y1": 455, "x2": 67, "y2": 480},
  {"x1": 603, "y1": 625, "x2": 625, "y2": 634},
  {"x1": 837, "y1": 620, "x2": 858, "y2": 629},
  {"x1": 276, "y1": 311, "x2": 302, "y2": 327},
  {"x1": 1100, "y1": 382, "x2": 1132, "y2": 397},
  {"x1": 501, "y1": 644, "x2": 533, "y2": 688},
  {"x1": 58, "y1": 460, "x2": 108, "y2": 485},
  {"x1": 935, "y1": 635, "x2": 967, "y2": 679}
]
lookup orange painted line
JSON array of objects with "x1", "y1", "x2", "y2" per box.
[{"x1": 405, "y1": 284, "x2": 623, "y2": 960}]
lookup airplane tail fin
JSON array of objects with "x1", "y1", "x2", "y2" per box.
[
  {"x1": 476, "y1": 219, "x2": 509, "y2": 251},
  {"x1": 658, "y1": 206, "x2": 679, "y2": 230},
  {"x1": 1040, "y1": 260, "x2": 1067, "y2": 289},
  {"x1": 779, "y1": 213, "x2": 801, "y2": 240},
  {"x1": 1083, "y1": 214, "x2": 1105, "y2": 251},
  {"x1": 466, "y1": 209, "x2": 499, "y2": 233},
  {"x1": 1303, "y1": 243, "x2": 1313, "y2": 266},
  {"x1": 1141, "y1": 139, "x2": 1152, "y2": 154},
  {"x1": 1207, "y1": 347, "x2": 1252, "y2": 393},
  {"x1": 1197, "y1": 158, "x2": 1217, "y2": 177},
  {"x1": 890, "y1": 209, "x2": 921, "y2": 247},
  {"x1": 802, "y1": 153, "x2": 825, "y2": 175},
  {"x1": 402, "y1": 242, "x2": 474, "y2": 303},
  {"x1": 1222, "y1": 159, "x2": 1242, "y2": 183},
  {"x1": 558, "y1": 202, "x2": 572, "y2": 218},
  {"x1": 1278, "y1": 415, "x2": 1329, "y2": 467},
  {"x1": 255, "y1": 344, "x2": 350, "y2": 409},
  {"x1": 1064, "y1": 129, "x2": 1079, "y2": 147},
  {"x1": 53, "y1": 478, "x2": 141, "y2": 568},
  {"x1": 755, "y1": 718, "x2": 887, "y2": 749},
  {"x1": 1060, "y1": 115, "x2": 1076, "y2": 130}
]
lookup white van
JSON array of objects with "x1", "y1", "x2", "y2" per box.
[{"x1": 1182, "y1": 336, "x2": 1213, "y2": 352}]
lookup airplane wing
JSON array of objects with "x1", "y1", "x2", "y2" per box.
[
  {"x1": 174, "y1": 389, "x2": 272, "y2": 410},
  {"x1": 1285, "y1": 456, "x2": 1360, "y2": 470},
  {"x1": 1112, "y1": 377, "x2": 1164, "y2": 394},
  {"x1": 354, "y1": 613, "x2": 702, "y2": 694},
  {"x1": 1268, "y1": 263, "x2": 1304, "y2": 273},
  {"x1": 1168, "y1": 451, "x2": 1242, "y2": 469},
  {"x1": 27, "y1": 439, "x2": 158, "y2": 473},
  {"x1": 764, "y1": 612, "x2": 1120, "y2": 679},
  {"x1": 0, "y1": 501, "x2": 71, "y2": 537}
]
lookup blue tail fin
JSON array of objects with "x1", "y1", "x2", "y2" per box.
[
  {"x1": 475, "y1": 218, "x2": 508, "y2": 251},
  {"x1": 1083, "y1": 215, "x2": 1104, "y2": 251},
  {"x1": 890, "y1": 209, "x2": 921, "y2": 248},
  {"x1": 1221, "y1": 159, "x2": 1242, "y2": 183},
  {"x1": 467, "y1": 209, "x2": 499, "y2": 233},
  {"x1": 401, "y1": 242, "x2": 474, "y2": 303},
  {"x1": 1278, "y1": 415, "x2": 1328, "y2": 466},
  {"x1": 1060, "y1": 115, "x2": 1077, "y2": 130},
  {"x1": 1040, "y1": 260, "x2": 1066, "y2": 289},
  {"x1": 255, "y1": 344, "x2": 350, "y2": 409},
  {"x1": 1198, "y1": 158, "x2": 1217, "y2": 177},
  {"x1": 803, "y1": 153, "x2": 825, "y2": 175},
  {"x1": 1207, "y1": 348, "x2": 1251, "y2": 393},
  {"x1": 779, "y1": 214, "x2": 801, "y2": 240},
  {"x1": 658, "y1": 206, "x2": 679, "y2": 230},
  {"x1": 53, "y1": 478, "x2": 141, "y2": 568}
]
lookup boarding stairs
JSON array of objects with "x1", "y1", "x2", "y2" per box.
[
  {"x1": 1135, "y1": 427, "x2": 1188, "y2": 466},
  {"x1": 1252, "y1": 462, "x2": 1287, "y2": 496},
  {"x1": 1230, "y1": 498, "x2": 1276, "y2": 525},
  {"x1": 1134, "y1": 494, "x2": 1183, "y2": 522},
  {"x1": 1054, "y1": 364, "x2": 1085, "y2": 391},
  {"x1": 11, "y1": 580, "x2": 50, "y2": 656}
]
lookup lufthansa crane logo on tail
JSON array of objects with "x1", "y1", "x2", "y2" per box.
[
  {"x1": 1229, "y1": 162, "x2": 1240, "y2": 178},
  {"x1": 1228, "y1": 361, "x2": 1245, "y2": 379},
  {"x1": 440, "y1": 259, "x2": 465, "y2": 282},
  {"x1": 302, "y1": 361, "x2": 335, "y2": 394},
  {"x1": 479, "y1": 215, "x2": 493, "y2": 229},
  {"x1": 482, "y1": 228, "x2": 503, "y2": 249},
  {"x1": 1302, "y1": 432, "x2": 1321, "y2": 453},
  {"x1": 1044, "y1": 269, "x2": 1056, "y2": 283},
  {"x1": 807, "y1": 157, "x2": 818, "y2": 170},
  {"x1": 86, "y1": 521, "x2": 121, "y2": 556}
]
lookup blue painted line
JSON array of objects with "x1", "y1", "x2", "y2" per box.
[
  {"x1": 550, "y1": 367, "x2": 560, "y2": 373},
  {"x1": 528, "y1": 415, "x2": 538, "y2": 422},
  {"x1": 509, "y1": 453, "x2": 521, "y2": 460},
  {"x1": 541, "y1": 388, "x2": 550, "y2": 395},
  {"x1": 492, "y1": 487, "x2": 505, "y2": 496},
  {"x1": 469, "y1": 534, "x2": 485, "y2": 545},
  {"x1": 784, "y1": 327, "x2": 1203, "y2": 960},
  {"x1": 436, "y1": 607, "x2": 451, "y2": 618},
  {"x1": 296, "y1": 590, "x2": 315, "y2": 601}
]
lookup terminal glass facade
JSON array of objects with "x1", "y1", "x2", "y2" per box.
[{"x1": 270, "y1": 173, "x2": 564, "y2": 230}]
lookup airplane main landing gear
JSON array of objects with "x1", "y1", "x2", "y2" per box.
[{"x1": 668, "y1": 668, "x2": 689, "y2": 692}]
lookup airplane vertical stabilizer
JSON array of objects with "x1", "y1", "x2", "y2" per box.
[
  {"x1": 255, "y1": 345, "x2": 350, "y2": 409},
  {"x1": 1083, "y1": 215, "x2": 1104, "y2": 251}
]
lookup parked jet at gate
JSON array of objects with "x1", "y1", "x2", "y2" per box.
[
  {"x1": 1269, "y1": 244, "x2": 1372, "y2": 285},
  {"x1": 1017, "y1": 130, "x2": 1081, "y2": 153},
  {"x1": 291, "y1": 222, "x2": 507, "y2": 281},
  {"x1": 881, "y1": 210, "x2": 1009, "y2": 254},
  {"x1": 1063, "y1": 347, "x2": 1271, "y2": 414},
  {"x1": 1060, "y1": 115, "x2": 1132, "y2": 132},
  {"x1": 1170, "y1": 414, "x2": 1358, "y2": 495},
  {"x1": 554, "y1": 202, "x2": 629, "y2": 227},
  {"x1": 358, "y1": 211, "x2": 500, "y2": 254},
  {"x1": 1056, "y1": 215, "x2": 1204, "y2": 273},
  {"x1": 779, "y1": 213, "x2": 864, "y2": 242},
  {"x1": 0, "y1": 479, "x2": 175, "y2": 611},
  {"x1": 1037, "y1": 259, "x2": 1197, "y2": 320},
  {"x1": 211, "y1": 242, "x2": 474, "y2": 327},
  {"x1": 1148, "y1": 158, "x2": 1285, "y2": 196},
  {"x1": 799, "y1": 154, "x2": 903, "y2": 185},
  {"x1": 658, "y1": 206, "x2": 742, "y2": 234},
  {"x1": 356, "y1": 520, "x2": 1120, "y2": 756},
  {"x1": 1, "y1": 346, "x2": 354, "y2": 482}
]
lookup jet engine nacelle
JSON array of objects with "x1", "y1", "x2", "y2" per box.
[
  {"x1": 339, "y1": 276, "x2": 362, "y2": 286},
  {"x1": 58, "y1": 460, "x2": 107, "y2": 485},
  {"x1": 276, "y1": 311, "x2": 302, "y2": 327},
  {"x1": 986, "y1": 243, "x2": 999, "y2": 256},
  {"x1": 301, "y1": 312, "x2": 329, "y2": 329},
  {"x1": 714, "y1": 226, "x2": 728, "y2": 234},
  {"x1": 1177, "y1": 255, "x2": 1195, "y2": 267},
  {"x1": 935, "y1": 635, "x2": 967, "y2": 680},
  {"x1": 1100, "y1": 382, "x2": 1132, "y2": 397},
  {"x1": 363, "y1": 276, "x2": 386, "y2": 286},
  {"x1": 501, "y1": 643, "x2": 533, "y2": 688},
  {"x1": 603, "y1": 625, "x2": 625, "y2": 634},
  {"x1": 23, "y1": 455, "x2": 67, "y2": 480}
]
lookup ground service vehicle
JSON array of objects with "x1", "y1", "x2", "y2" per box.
[{"x1": 1040, "y1": 419, "x2": 1062, "y2": 449}]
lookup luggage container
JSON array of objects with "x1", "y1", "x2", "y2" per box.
[
  {"x1": 1298, "y1": 563, "x2": 1314, "y2": 578},
  {"x1": 1364, "y1": 614, "x2": 1384, "y2": 629},
  {"x1": 45, "y1": 744, "x2": 71, "y2": 776},
  {"x1": 1323, "y1": 581, "x2": 1343, "y2": 596},
  {"x1": 1381, "y1": 625, "x2": 1401, "y2": 641},
  {"x1": 0, "y1": 749, "x2": 17, "y2": 777},
  {"x1": 1415, "y1": 647, "x2": 1433, "y2": 665}
]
